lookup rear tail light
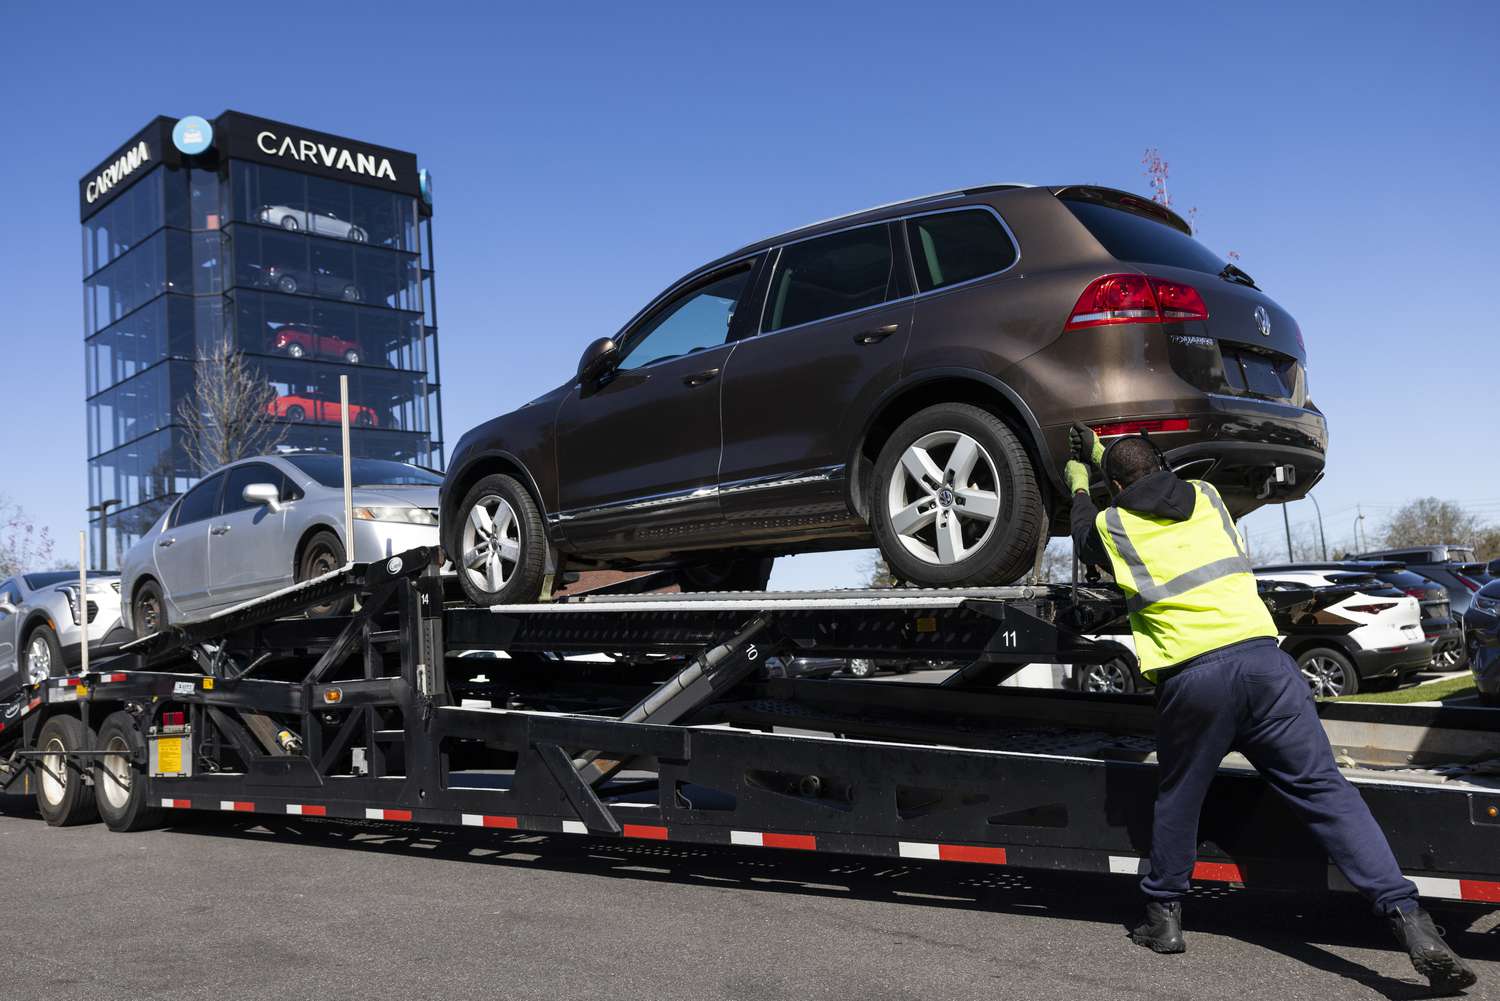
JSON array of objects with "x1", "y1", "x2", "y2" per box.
[
  {"x1": 1064, "y1": 274, "x2": 1209, "y2": 331},
  {"x1": 1459, "y1": 575, "x2": 1482, "y2": 592},
  {"x1": 1090, "y1": 418, "x2": 1190, "y2": 437},
  {"x1": 162, "y1": 711, "x2": 186, "y2": 727},
  {"x1": 1346, "y1": 602, "x2": 1398, "y2": 614}
]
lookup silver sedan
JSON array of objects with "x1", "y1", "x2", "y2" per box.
[{"x1": 120, "y1": 454, "x2": 441, "y2": 636}]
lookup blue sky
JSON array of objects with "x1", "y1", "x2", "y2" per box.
[{"x1": 2, "y1": 1, "x2": 1497, "y2": 585}]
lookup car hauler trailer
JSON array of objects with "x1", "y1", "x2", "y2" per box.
[{"x1": 2, "y1": 548, "x2": 1498, "y2": 907}]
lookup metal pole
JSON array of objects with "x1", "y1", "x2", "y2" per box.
[
  {"x1": 78, "y1": 532, "x2": 89, "y2": 675},
  {"x1": 1282, "y1": 501, "x2": 1294, "y2": 562},
  {"x1": 340, "y1": 374, "x2": 353, "y2": 566},
  {"x1": 1308, "y1": 493, "x2": 1328, "y2": 560}
]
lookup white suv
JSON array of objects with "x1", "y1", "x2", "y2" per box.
[{"x1": 1254, "y1": 567, "x2": 1430, "y2": 697}]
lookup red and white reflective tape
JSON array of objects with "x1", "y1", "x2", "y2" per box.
[
  {"x1": 99, "y1": 673, "x2": 127, "y2": 683},
  {"x1": 898, "y1": 841, "x2": 1007, "y2": 865},
  {"x1": 27, "y1": 697, "x2": 41, "y2": 711},
  {"x1": 1109, "y1": 856, "x2": 1243, "y2": 882},
  {"x1": 364, "y1": 808, "x2": 412, "y2": 822},
  {"x1": 160, "y1": 798, "x2": 191, "y2": 809},
  {"x1": 623, "y1": 823, "x2": 669, "y2": 841},
  {"x1": 58, "y1": 678, "x2": 82, "y2": 688},
  {"x1": 730, "y1": 830, "x2": 817, "y2": 851},
  {"x1": 1332, "y1": 868, "x2": 1500, "y2": 904},
  {"x1": 461, "y1": 814, "x2": 519, "y2": 829},
  {"x1": 286, "y1": 804, "x2": 327, "y2": 817},
  {"x1": 561, "y1": 820, "x2": 588, "y2": 835},
  {"x1": 219, "y1": 801, "x2": 255, "y2": 813}
]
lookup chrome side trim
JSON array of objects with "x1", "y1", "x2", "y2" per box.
[
  {"x1": 550, "y1": 465, "x2": 847, "y2": 523},
  {"x1": 718, "y1": 465, "x2": 845, "y2": 495}
]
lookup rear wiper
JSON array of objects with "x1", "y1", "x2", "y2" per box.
[{"x1": 1219, "y1": 262, "x2": 1258, "y2": 288}]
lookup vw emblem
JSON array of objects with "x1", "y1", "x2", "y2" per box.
[
  {"x1": 1253, "y1": 305, "x2": 1272, "y2": 337},
  {"x1": 386, "y1": 557, "x2": 404, "y2": 575},
  {"x1": 937, "y1": 487, "x2": 955, "y2": 508}
]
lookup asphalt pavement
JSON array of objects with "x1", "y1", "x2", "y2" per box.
[{"x1": 2, "y1": 796, "x2": 1493, "y2": 1001}]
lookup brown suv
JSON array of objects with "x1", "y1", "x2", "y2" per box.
[{"x1": 441, "y1": 184, "x2": 1327, "y2": 604}]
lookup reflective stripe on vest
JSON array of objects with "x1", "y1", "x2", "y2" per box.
[{"x1": 1102, "y1": 485, "x2": 1254, "y2": 614}]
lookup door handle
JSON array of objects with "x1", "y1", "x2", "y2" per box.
[
  {"x1": 853, "y1": 324, "x2": 900, "y2": 345},
  {"x1": 210, "y1": 525, "x2": 231, "y2": 536},
  {"x1": 157, "y1": 538, "x2": 175, "y2": 548},
  {"x1": 682, "y1": 368, "x2": 721, "y2": 388}
]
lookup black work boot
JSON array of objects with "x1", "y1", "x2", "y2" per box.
[
  {"x1": 1389, "y1": 907, "x2": 1477, "y2": 994},
  {"x1": 1129, "y1": 901, "x2": 1186, "y2": 954}
]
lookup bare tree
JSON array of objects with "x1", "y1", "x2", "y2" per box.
[
  {"x1": 0, "y1": 497, "x2": 57, "y2": 577},
  {"x1": 177, "y1": 340, "x2": 286, "y2": 474},
  {"x1": 1380, "y1": 498, "x2": 1485, "y2": 550}
]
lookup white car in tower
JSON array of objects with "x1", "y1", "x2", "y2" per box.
[{"x1": 257, "y1": 204, "x2": 368, "y2": 242}]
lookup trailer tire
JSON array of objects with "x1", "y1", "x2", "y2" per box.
[
  {"x1": 94, "y1": 711, "x2": 163, "y2": 832},
  {"x1": 35, "y1": 715, "x2": 97, "y2": 827}
]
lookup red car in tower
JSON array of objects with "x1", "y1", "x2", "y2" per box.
[
  {"x1": 269, "y1": 326, "x2": 363, "y2": 364},
  {"x1": 267, "y1": 394, "x2": 379, "y2": 427}
]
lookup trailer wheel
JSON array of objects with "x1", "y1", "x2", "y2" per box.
[
  {"x1": 94, "y1": 712, "x2": 163, "y2": 832},
  {"x1": 35, "y1": 715, "x2": 97, "y2": 827}
]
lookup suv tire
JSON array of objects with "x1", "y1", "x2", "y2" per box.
[
  {"x1": 21, "y1": 623, "x2": 64, "y2": 684},
  {"x1": 1296, "y1": 646, "x2": 1360, "y2": 698},
  {"x1": 453, "y1": 474, "x2": 547, "y2": 606},
  {"x1": 871, "y1": 403, "x2": 1041, "y2": 588}
]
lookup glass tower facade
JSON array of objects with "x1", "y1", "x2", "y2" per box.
[{"x1": 81, "y1": 114, "x2": 442, "y2": 567}]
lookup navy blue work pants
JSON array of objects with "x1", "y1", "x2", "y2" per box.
[{"x1": 1143, "y1": 638, "x2": 1419, "y2": 915}]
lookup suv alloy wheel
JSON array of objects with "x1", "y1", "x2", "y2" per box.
[
  {"x1": 871, "y1": 403, "x2": 1041, "y2": 588},
  {"x1": 454, "y1": 474, "x2": 547, "y2": 606}
]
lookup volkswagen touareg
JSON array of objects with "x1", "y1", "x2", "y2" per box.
[{"x1": 441, "y1": 184, "x2": 1327, "y2": 604}]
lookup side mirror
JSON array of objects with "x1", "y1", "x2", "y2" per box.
[
  {"x1": 577, "y1": 337, "x2": 619, "y2": 384},
  {"x1": 243, "y1": 483, "x2": 282, "y2": 513},
  {"x1": 0, "y1": 601, "x2": 15, "y2": 615}
]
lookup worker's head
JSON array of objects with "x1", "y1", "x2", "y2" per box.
[{"x1": 1105, "y1": 436, "x2": 1164, "y2": 491}]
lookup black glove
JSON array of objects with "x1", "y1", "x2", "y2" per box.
[{"x1": 1069, "y1": 422, "x2": 1105, "y2": 467}]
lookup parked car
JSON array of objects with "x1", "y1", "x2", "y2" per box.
[
  {"x1": 1352, "y1": 546, "x2": 1491, "y2": 652},
  {"x1": 1463, "y1": 579, "x2": 1500, "y2": 705},
  {"x1": 257, "y1": 204, "x2": 368, "y2": 242},
  {"x1": 268, "y1": 394, "x2": 378, "y2": 427},
  {"x1": 1356, "y1": 544, "x2": 1477, "y2": 565},
  {"x1": 1253, "y1": 567, "x2": 1430, "y2": 696},
  {"x1": 120, "y1": 454, "x2": 441, "y2": 636},
  {"x1": 251, "y1": 262, "x2": 362, "y2": 301},
  {"x1": 270, "y1": 326, "x2": 362, "y2": 364},
  {"x1": 441, "y1": 183, "x2": 1327, "y2": 605},
  {"x1": 1259, "y1": 561, "x2": 1464, "y2": 669},
  {"x1": 0, "y1": 571, "x2": 127, "y2": 698}
]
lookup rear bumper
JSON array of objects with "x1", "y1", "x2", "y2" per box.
[
  {"x1": 1352, "y1": 641, "x2": 1435, "y2": 680},
  {"x1": 1040, "y1": 395, "x2": 1327, "y2": 516}
]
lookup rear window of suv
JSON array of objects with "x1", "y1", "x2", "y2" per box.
[
  {"x1": 906, "y1": 209, "x2": 1017, "y2": 292},
  {"x1": 1062, "y1": 199, "x2": 1225, "y2": 276}
]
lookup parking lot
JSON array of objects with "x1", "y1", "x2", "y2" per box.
[{"x1": 2, "y1": 795, "x2": 1493, "y2": 1001}]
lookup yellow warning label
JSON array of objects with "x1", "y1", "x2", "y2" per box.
[
  {"x1": 155, "y1": 737, "x2": 184, "y2": 775},
  {"x1": 202, "y1": 678, "x2": 215, "y2": 690},
  {"x1": 75, "y1": 685, "x2": 89, "y2": 697}
]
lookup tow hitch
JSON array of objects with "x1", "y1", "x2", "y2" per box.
[{"x1": 1257, "y1": 463, "x2": 1297, "y2": 500}]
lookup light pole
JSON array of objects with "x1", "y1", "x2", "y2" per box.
[
  {"x1": 1281, "y1": 501, "x2": 1294, "y2": 561},
  {"x1": 1352, "y1": 509, "x2": 1367, "y2": 554},
  {"x1": 87, "y1": 498, "x2": 121, "y2": 572},
  {"x1": 1307, "y1": 493, "x2": 1328, "y2": 560}
]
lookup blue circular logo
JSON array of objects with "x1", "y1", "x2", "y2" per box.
[
  {"x1": 419, "y1": 168, "x2": 433, "y2": 206},
  {"x1": 172, "y1": 116, "x2": 214, "y2": 155}
]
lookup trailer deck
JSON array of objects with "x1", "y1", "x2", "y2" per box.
[{"x1": 3, "y1": 548, "x2": 1498, "y2": 906}]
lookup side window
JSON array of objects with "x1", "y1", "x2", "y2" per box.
[
  {"x1": 173, "y1": 474, "x2": 224, "y2": 526},
  {"x1": 221, "y1": 463, "x2": 280, "y2": 515},
  {"x1": 280, "y1": 471, "x2": 304, "y2": 502},
  {"x1": 905, "y1": 209, "x2": 1017, "y2": 293},
  {"x1": 618, "y1": 265, "x2": 752, "y2": 371},
  {"x1": 763, "y1": 224, "x2": 893, "y2": 333}
]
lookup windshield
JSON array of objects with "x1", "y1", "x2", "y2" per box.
[
  {"x1": 286, "y1": 456, "x2": 443, "y2": 488},
  {"x1": 24, "y1": 571, "x2": 82, "y2": 589}
]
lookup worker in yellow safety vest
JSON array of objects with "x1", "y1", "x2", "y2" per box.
[{"x1": 1064, "y1": 424, "x2": 1475, "y2": 993}]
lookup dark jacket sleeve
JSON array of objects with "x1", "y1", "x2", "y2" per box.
[{"x1": 1069, "y1": 491, "x2": 1111, "y2": 567}]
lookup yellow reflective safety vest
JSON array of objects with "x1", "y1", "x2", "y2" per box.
[{"x1": 1095, "y1": 480, "x2": 1276, "y2": 678}]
